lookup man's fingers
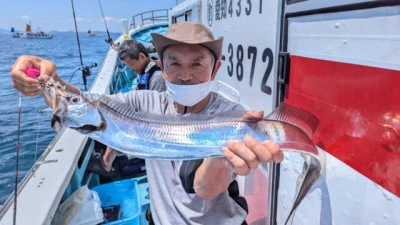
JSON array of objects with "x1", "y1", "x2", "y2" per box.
[
  {"x1": 244, "y1": 136, "x2": 272, "y2": 163},
  {"x1": 222, "y1": 146, "x2": 252, "y2": 176},
  {"x1": 13, "y1": 55, "x2": 38, "y2": 73},
  {"x1": 223, "y1": 137, "x2": 284, "y2": 176},
  {"x1": 263, "y1": 140, "x2": 284, "y2": 163},
  {"x1": 12, "y1": 55, "x2": 55, "y2": 82},
  {"x1": 15, "y1": 72, "x2": 39, "y2": 86},
  {"x1": 247, "y1": 110, "x2": 264, "y2": 118},
  {"x1": 10, "y1": 55, "x2": 58, "y2": 95},
  {"x1": 227, "y1": 140, "x2": 259, "y2": 170},
  {"x1": 241, "y1": 110, "x2": 264, "y2": 122},
  {"x1": 11, "y1": 56, "x2": 40, "y2": 86},
  {"x1": 12, "y1": 81, "x2": 41, "y2": 96},
  {"x1": 13, "y1": 78, "x2": 40, "y2": 90},
  {"x1": 39, "y1": 60, "x2": 57, "y2": 81}
]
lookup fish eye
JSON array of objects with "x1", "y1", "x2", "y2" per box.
[{"x1": 71, "y1": 97, "x2": 80, "y2": 103}]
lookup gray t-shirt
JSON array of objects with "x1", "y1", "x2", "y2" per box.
[
  {"x1": 111, "y1": 91, "x2": 247, "y2": 225},
  {"x1": 148, "y1": 70, "x2": 165, "y2": 91},
  {"x1": 145, "y1": 61, "x2": 166, "y2": 91}
]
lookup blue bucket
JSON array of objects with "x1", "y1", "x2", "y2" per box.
[{"x1": 92, "y1": 179, "x2": 141, "y2": 225}]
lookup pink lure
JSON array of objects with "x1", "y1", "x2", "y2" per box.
[{"x1": 26, "y1": 68, "x2": 40, "y2": 79}]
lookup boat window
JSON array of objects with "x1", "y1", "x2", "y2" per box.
[
  {"x1": 172, "y1": 10, "x2": 193, "y2": 24},
  {"x1": 174, "y1": 14, "x2": 185, "y2": 23},
  {"x1": 186, "y1": 10, "x2": 192, "y2": 21}
]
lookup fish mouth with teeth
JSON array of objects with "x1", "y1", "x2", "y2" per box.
[
  {"x1": 43, "y1": 79, "x2": 107, "y2": 134},
  {"x1": 51, "y1": 109, "x2": 107, "y2": 134}
]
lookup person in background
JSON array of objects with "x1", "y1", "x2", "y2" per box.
[
  {"x1": 87, "y1": 39, "x2": 166, "y2": 177},
  {"x1": 10, "y1": 22, "x2": 283, "y2": 225},
  {"x1": 111, "y1": 41, "x2": 120, "y2": 49}
]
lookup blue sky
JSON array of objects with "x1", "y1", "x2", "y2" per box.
[{"x1": 1, "y1": 0, "x2": 178, "y2": 32}]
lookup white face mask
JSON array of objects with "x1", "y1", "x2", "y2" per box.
[{"x1": 165, "y1": 79, "x2": 211, "y2": 107}]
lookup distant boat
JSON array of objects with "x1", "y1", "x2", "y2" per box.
[
  {"x1": 20, "y1": 23, "x2": 53, "y2": 39},
  {"x1": 10, "y1": 27, "x2": 23, "y2": 38},
  {"x1": 87, "y1": 30, "x2": 96, "y2": 37},
  {"x1": 12, "y1": 33, "x2": 23, "y2": 38}
]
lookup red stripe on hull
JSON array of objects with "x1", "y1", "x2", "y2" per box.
[{"x1": 285, "y1": 56, "x2": 400, "y2": 197}]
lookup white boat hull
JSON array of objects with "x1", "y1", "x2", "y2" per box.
[{"x1": 20, "y1": 32, "x2": 53, "y2": 39}]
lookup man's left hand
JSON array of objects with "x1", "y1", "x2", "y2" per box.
[{"x1": 222, "y1": 110, "x2": 284, "y2": 176}]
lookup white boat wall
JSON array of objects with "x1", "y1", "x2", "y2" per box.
[{"x1": 1, "y1": 1, "x2": 399, "y2": 225}]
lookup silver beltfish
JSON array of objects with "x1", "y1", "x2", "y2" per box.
[
  {"x1": 50, "y1": 90, "x2": 320, "y2": 160},
  {"x1": 44, "y1": 80, "x2": 321, "y2": 222}
]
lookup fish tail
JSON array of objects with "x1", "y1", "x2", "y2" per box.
[
  {"x1": 266, "y1": 102, "x2": 319, "y2": 138},
  {"x1": 285, "y1": 156, "x2": 321, "y2": 225}
]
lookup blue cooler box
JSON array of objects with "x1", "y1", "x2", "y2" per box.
[{"x1": 92, "y1": 179, "x2": 141, "y2": 225}]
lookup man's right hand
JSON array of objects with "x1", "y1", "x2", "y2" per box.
[{"x1": 11, "y1": 55, "x2": 57, "y2": 96}]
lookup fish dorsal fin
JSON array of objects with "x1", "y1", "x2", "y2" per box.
[
  {"x1": 97, "y1": 94, "x2": 248, "y2": 124},
  {"x1": 266, "y1": 102, "x2": 319, "y2": 138}
]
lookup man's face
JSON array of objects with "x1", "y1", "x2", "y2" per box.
[
  {"x1": 160, "y1": 44, "x2": 218, "y2": 85},
  {"x1": 123, "y1": 54, "x2": 146, "y2": 74}
]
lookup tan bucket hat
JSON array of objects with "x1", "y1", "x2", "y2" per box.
[{"x1": 151, "y1": 22, "x2": 223, "y2": 59}]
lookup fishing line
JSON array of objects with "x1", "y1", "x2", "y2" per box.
[
  {"x1": 97, "y1": 0, "x2": 113, "y2": 46},
  {"x1": 33, "y1": 96, "x2": 41, "y2": 161},
  {"x1": 13, "y1": 92, "x2": 22, "y2": 225},
  {"x1": 13, "y1": 87, "x2": 43, "y2": 225},
  {"x1": 68, "y1": 68, "x2": 81, "y2": 83}
]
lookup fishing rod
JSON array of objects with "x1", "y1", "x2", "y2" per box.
[
  {"x1": 97, "y1": 0, "x2": 113, "y2": 46},
  {"x1": 70, "y1": 0, "x2": 97, "y2": 91}
]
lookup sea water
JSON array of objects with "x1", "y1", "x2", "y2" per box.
[{"x1": 0, "y1": 31, "x2": 120, "y2": 205}]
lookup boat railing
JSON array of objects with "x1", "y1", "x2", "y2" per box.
[{"x1": 129, "y1": 9, "x2": 169, "y2": 30}]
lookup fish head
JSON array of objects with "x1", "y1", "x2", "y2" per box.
[
  {"x1": 41, "y1": 79, "x2": 70, "y2": 111},
  {"x1": 46, "y1": 83, "x2": 106, "y2": 134}
]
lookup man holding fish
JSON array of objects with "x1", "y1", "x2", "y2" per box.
[{"x1": 11, "y1": 22, "x2": 283, "y2": 225}]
